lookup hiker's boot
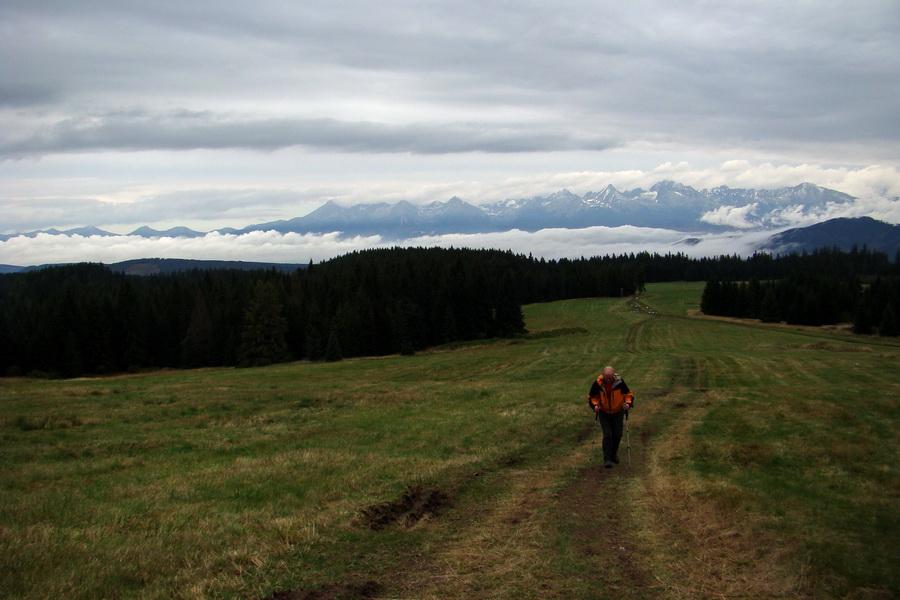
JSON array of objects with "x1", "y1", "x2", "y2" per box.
[{"x1": 604, "y1": 458, "x2": 613, "y2": 468}]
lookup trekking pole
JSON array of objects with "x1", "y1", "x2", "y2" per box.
[
  {"x1": 625, "y1": 410, "x2": 632, "y2": 468},
  {"x1": 591, "y1": 411, "x2": 599, "y2": 460}
]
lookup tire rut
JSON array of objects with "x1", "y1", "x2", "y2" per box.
[
  {"x1": 625, "y1": 296, "x2": 658, "y2": 353},
  {"x1": 625, "y1": 317, "x2": 652, "y2": 353},
  {"x1": 555, "y1": 436, "x2": 660, "y2": 599},
  {"x1": 382, "y1": 428, "x2": 661, "y2": 599}
]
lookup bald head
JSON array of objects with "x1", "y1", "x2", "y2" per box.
[{"x1": 602, "y1": 366, "x2": 615, "y2": 383}]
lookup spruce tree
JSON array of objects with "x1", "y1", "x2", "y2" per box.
[
  {"x1": 237, "y1": 280, "x2": 289, "y2": 367},
  {"x1": 853, "y1": 293, "x2": 875, "y2": 335},
  {"x1": 879, "y1": 305, "x2": 899, "y2": 337},
  {"x1": 324, "y1": 330, "x2": 343, "y2": 362},
  {"x1": 700, "y1": 279, "x2": 720, "y2": 315},
  {"x1": 181, "y1": 289, "x2": 214, "y2": 367},
  {"x1": 759, "y1": 288, "x2": 781, "y2": 323}
]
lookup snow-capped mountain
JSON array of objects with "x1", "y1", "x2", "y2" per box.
[
  {"x1": 229, "y1": 181, "x2": 856, "y2": 237},
  {"x1": 0, "y1": 181, "x2": 863, "y2": 242}
]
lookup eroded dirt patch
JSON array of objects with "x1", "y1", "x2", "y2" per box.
[
  {"x1": 360, "y1": 485, "x2": 450, "y2": 531},
  {"x1": 551, "y1": 420, "x2": 663, "y2": 599},
  {"x1": 259, "y1": 580, "x2": 380, "y2": 600},
  {"x1": 498, "y1": 453, "x2": 526, "y2": 467},
  {"x1": 558, "y1": 465, "x2": 658, "y2": 598}
]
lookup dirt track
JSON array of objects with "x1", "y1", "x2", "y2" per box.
[
  {"x1": 556, "y1": 463, "x2": 658, "y2": 599},
  {"x1": 259, "y1": 422, "x2": 659, "y2": 600}
]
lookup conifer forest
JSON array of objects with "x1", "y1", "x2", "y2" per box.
[{"x1": 1, "y1": 246, "x2": 898, "y2": 378}]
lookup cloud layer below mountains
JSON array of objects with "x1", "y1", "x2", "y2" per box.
[{"x1": 0, "y1": 225, "x2": 787, "y2": 269}]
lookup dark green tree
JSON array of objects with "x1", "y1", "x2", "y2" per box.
[
  {"x1": 853, "y1": 293, "x2": 875, "y2": 335},
  {"x1": 237, "y1": 281, "x2": 289, "y2": 367},
  {"x1": 759, "y1": 287, "x2": 781, "y2": 323},
  {"x1": 700, "y1": 279, "x2": 721, "y2": 315},
  {"x1": 879, "y1": 305, "x2": 899, "y2": 337},
  {"x1": 324, "y1": 330, "x2": 343, "y2": 362},
  {"x1": 181, "y1": 289, "x2": 214, "y2": 367},
  {"x1": 494, "y1": 273, "x2": 526, "y2": 336},
  {"x1": 305, "y1": 326, "x2": 325, "y2": 361}
]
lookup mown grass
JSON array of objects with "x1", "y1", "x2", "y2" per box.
[
  {"x1": 0, "y1": 297, "x2": 629, "y2": 599},
  {"x1": 0, "y1": 281, "x2": 897, "y2": 599},
  {"x1": 630, "y1": 284, "x2": 900, "y2": 599}
]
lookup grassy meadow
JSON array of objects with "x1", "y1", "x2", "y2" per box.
[{"x1": 1, "y1": 281, "x2": 897, "y2": 599}]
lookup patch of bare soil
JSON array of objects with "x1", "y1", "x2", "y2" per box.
[
  {"x1": 258, "y1": 580, "x2": 380, "y2": 600},
  {"x1": 379, "y1": 424, "x2": 663, "y2": 599},
  {"x1": 557, "y1": 458, "x2": 659, "y2": 598},
  {"x1": 261, "y1": 428, "x2": 660, "y2": 599},
  {"x1": 359, "y1": 484, "x2": 450, "y2": 531}
]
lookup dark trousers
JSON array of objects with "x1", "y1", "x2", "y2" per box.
[{"x1": 597, "y1": 411, "x2": 625, "y2": 461}]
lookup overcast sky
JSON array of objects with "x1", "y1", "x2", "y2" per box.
[{"x1": 2, "y1": 0, "x2": 899, "y2": 264}]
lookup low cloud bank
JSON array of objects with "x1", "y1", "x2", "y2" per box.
[
  {"x1": 4, "y1": 161, "x2": 898, "y2": 236},
  {"x1": 0, "y1": 226, "x2": 783, "y2": 269}
]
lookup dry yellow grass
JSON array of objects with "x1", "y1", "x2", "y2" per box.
[
  {"x1": 388, "y1": 451, "x2": 586, "y2": 600},
  {"x1": 634, "y1": 389, "x2": 813, "y2": 600}
]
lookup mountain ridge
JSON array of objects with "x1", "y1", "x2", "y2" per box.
[
  {"x1": 0, "y1": 181, "x2": 865, "y2": 242},
  {"x1": 762, "y1": 216, "x2": 900, "y2": 257},
  {"x1": 1, "y1": 217, "x2": 897, "y2": 273},
  {"x1": 2, "y1": 258, "x2": 306, "y2": 276},
  {"x1": 228, "y1": 180, "x2": 859, "y2": 236}
]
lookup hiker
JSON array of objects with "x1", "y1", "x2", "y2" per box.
[{"x1": 587, "y1": 366, "x2": 634, "y2": 468}]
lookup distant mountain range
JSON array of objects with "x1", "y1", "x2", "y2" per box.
[
  {"x1": 0, "y1": 258, "x2": 306, "y2": 275},
  {"x1": 0, "y1": 224, "x2": 210, "y2": 241},
  {"x1": 1, "y1": 181, "x2": 861, "y2": 242},
  {"x1": 225, "y1": 181, "x2": 858, "y2": 237},
  {"x1": 0, "y1": 217, "x2": 900, "y2": 275},
  {"x1": 2, "y1": 181, "x2": 898, "y2": 273},
  {"x1": 1, "y1": 217, "x2": 897, "y2": 275}
]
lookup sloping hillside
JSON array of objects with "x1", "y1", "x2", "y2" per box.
[
  {"x1": 762, "y1": 216, "x2": 900, "y2": 256},
  {"x1": 1, "y1": 284, "x2": 897, "y2": 599}
]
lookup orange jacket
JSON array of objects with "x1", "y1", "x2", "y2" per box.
[{"x1": 587, "y1": 374, "x2": 634, "y2": 414}]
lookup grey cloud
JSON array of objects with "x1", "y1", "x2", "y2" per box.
[
  {"x1": 0, "y1": 186, "x2": 328, "y2": 235},
  {"x1": 0, "y1": 84, "x2": 61, "y2": 108},
  {"x1": 1, "y1": 110, "x2": 619, "y2": 158},
  {"x1": 5, "y1": 1, "x2": 897, "y2": 136},
  {"x1": 0, "y1": 225, "x2": 783, "y2": 268}
]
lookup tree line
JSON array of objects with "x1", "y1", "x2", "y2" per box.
[
  {"x1": 2, "y1": 245, "x2": 897, "y2": 378},
  {"x1": 0, "y1": 247, "x2": 645, "y2": 378},
  {"x1": 699, "y1": 248, "x2": 900, "y2": 336}
]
